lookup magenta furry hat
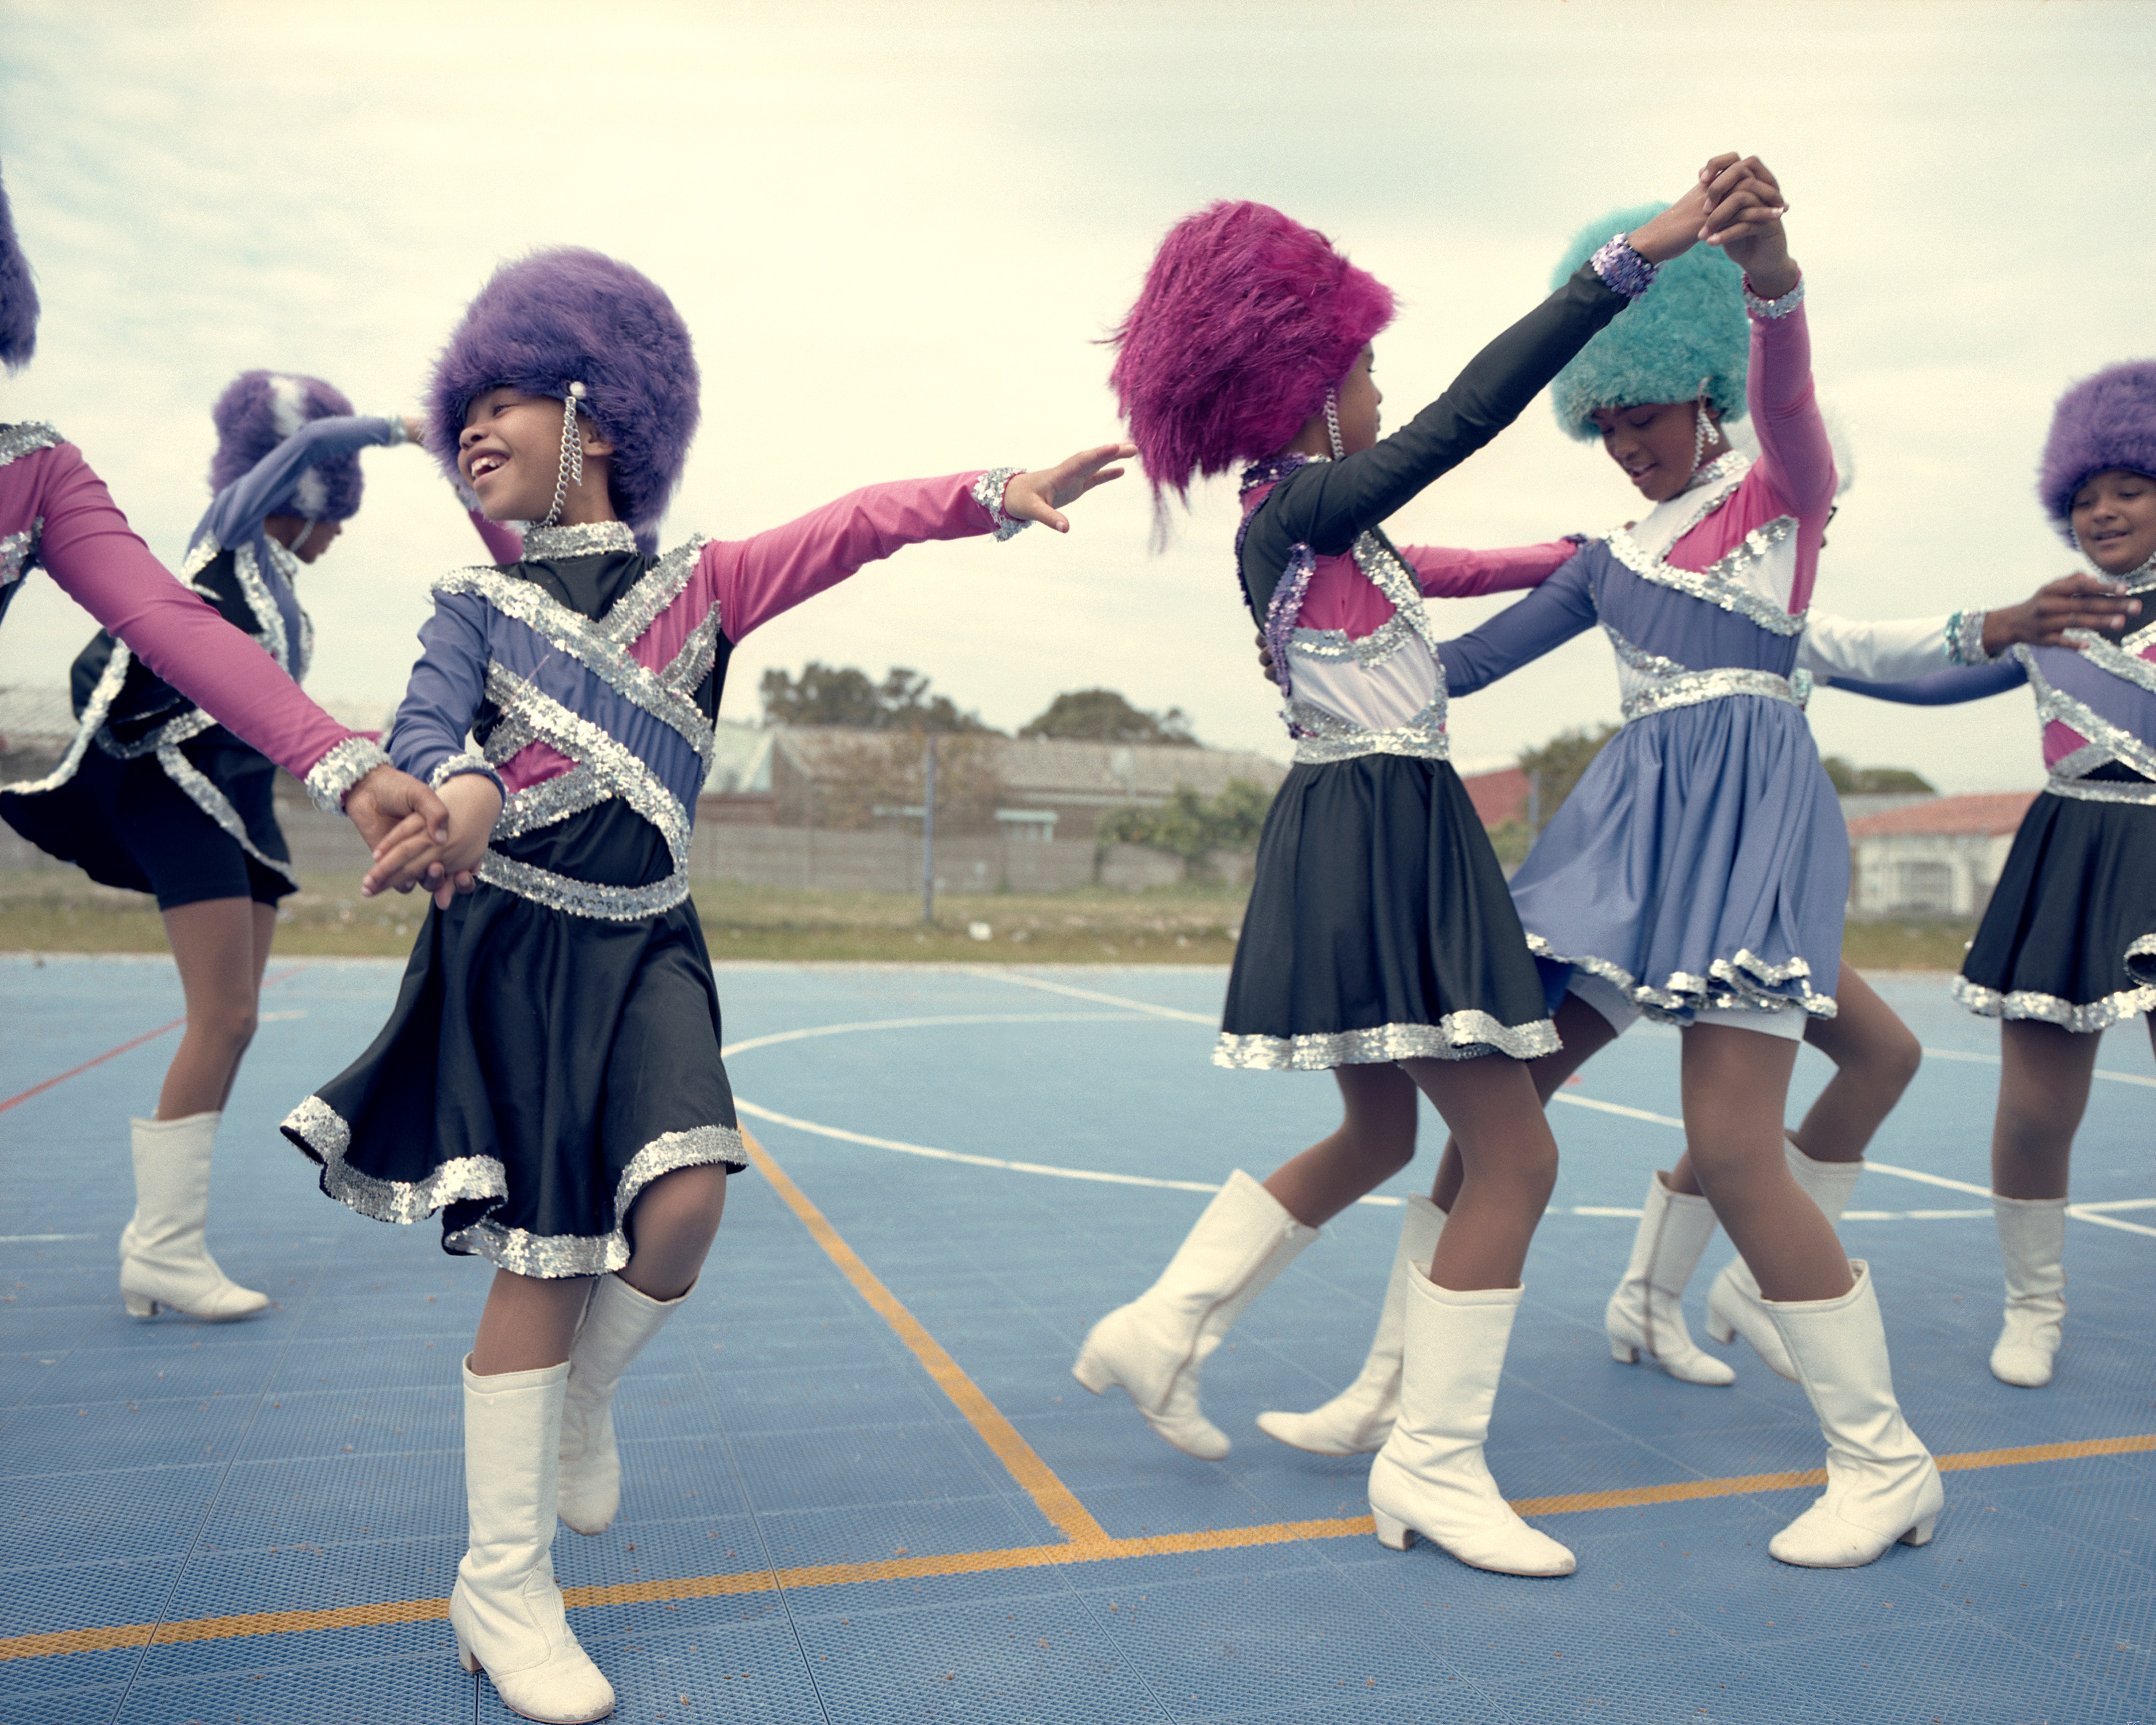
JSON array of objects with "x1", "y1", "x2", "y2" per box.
[
  {"x1": 429, "y1": 247, "x2": 700, "y2": 543},
  {"x1": 0, "y1": 165, "x2": 40, "y2": 374},
  {"x1": 2038, "y1": 361, "x2": 2156, "y2": 541},
  {"x1": 210, "y1": 371, "x2": 363, "y2": 521},
  {"x1": 1108, "y1": 201, "x2": 1394, "y2": 508}
]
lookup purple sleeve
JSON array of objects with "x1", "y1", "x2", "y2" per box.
[
  {"x1": 1435, "y1": 552, "x2": 1600, "y2": 696},
  {"x1": 1823, "y1": 660, "x2": 2027, "y2": 707},
  {"x1": 388, "y1": 590, "x2": 503, "y2": 793},
  {"x1": 197, "y1": 415, "x2": 399, "y2": 548},
  {"x1": 707, "y1": 472, "x2": 995, "y2": 642},
  {"x1": 467, "y1": 509, "x2": 525, "y2": 565},
  {"x1": 30, "y1": 443, "x2": 358, "y2": 778}
]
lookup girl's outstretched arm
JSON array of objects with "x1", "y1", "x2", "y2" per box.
[{"x1": 1434, "y1": 552, "x2": 1600, "y2": 697}]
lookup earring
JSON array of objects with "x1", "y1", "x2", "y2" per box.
[{"x1": 1324, "y1": 386, "x2": 1345, "y2": 461}]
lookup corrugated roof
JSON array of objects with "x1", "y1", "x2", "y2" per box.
[{"x1": 1846, "y1": 791, "x2": 2038, "y2": 837}]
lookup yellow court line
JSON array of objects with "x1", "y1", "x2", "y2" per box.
[
  {"x1": 741, "y1": 1132, "x2": 1111, "y2": 1549},
  {"x1": 6, "y1": 1433, "x2": 2150, "y2": 1664}
]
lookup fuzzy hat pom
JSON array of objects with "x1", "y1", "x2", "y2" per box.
[
  {"x1": 1547, "y1": 203, "x2": 1749, "y2": 443},
  {"x1": 2038, "y1": 360, "x2": 2156, "y2": 540},
  {"x1": 429, "y1": 247, "x2": 700, "y2": 541},
  {"x1": 0, "y1": 166, "x2": 41, "y2": 374},
  {"x1": 1109, "y1": 201, "x2": 1394, "y2": 510},
  {"x1": 209, "y1": 371, "x2": 363, "y2": 520}
]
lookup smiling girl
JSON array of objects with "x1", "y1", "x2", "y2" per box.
[
  {"x1": 1822, "y1": 362, "x2": 2156, "y2": 1391},
  {"x1": 279, "y1": 246, "x2": 1129, "y2": 1723}
]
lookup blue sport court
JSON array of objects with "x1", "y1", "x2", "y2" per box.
[{"x1": 1, "y1": 953, "x2": 2151, "y2": 1724}]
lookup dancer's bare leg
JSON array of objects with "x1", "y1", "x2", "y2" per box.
[
  {"x1": 1680, "y1": 1023, "x2": 1850, "y2": 1302},
  {"x1": 1667, "y1": 963, "x2": 1919, "y2": 1194},
  {"x1": 1429, "y1": 994, "x2": 1618, "y2": 1212},
  {"x1": 1991, "y1": 1019, "x2": 2102, "y2": 1201},
  {"x1": 155, "y1": 898, "x2": 277, "y2": 1118},
  {"x1": 1263, "y1": 1063, "x2": 1420, "y2": 1227}
]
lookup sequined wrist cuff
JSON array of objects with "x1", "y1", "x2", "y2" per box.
[
  {"x1": 1743, "y1": 276, "x2": 1806, "y2": 320},
  {"x1": 1590, "y1": 234, "x2": 1660, "y2": 299},
  {"x1": 1946, "y1": 608, "x2": 2000, "y2": 667},
  {"x1": 305, "y1": 736, "x2": 393, "y2": 814},
  {"x1": 428, "y1": 751, "x2": 504, "y2": 796},
  {"x1": 971, "y1": 467, "x2": 1029, "y2": 542}
]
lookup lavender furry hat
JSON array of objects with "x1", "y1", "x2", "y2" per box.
[
  {"x1": 2038, "y1": 361, "x2": 2156, "y2": 541},
  {"x1": 1547, "y1": 203, "x2": 1749, "y2": 442},
  {"x1": 429, "y1": 247, "x2": 699, "y2": 542},
  {"x1": 210, "y1": 371, "x2": 363, "y2": 520},
  {"x1": 0, "y1": 166, "x2": 40, "y2": 374},
  {"x1": 1109, "y1": 201, "x2": 1395, "y2": 508}
]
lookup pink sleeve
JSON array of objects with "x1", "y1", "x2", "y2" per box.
[
  {"x1": 22, "y1": 444, "x2": 356, "y2": 778},
  {"x1": 703, "y1": 472, "x2": 994, "y2": 643},
  {"x1": 468, "y1": 510, "x2": 524, "y2": 565},
  {"x1": 1399, "y1": 538, "x2": 1580, "y2": 598}
]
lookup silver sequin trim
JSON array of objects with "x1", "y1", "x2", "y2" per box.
[
  {"x1": 971, "y1": 467, "x2": 1028, "y2": 542},
  {"x1": 1946, "y1": 609, "x2": 1999, "y2": 667},
  {"x1": 155, "y1": 741, "x2": 299, "y2": 890},
  {"x1": 1213, "y1": 1012, "x2": 1560, "y2": 1071},
  {"x1": 1622, "y1": 665, "x2": 1810, "y2": 725},
  {"x1": 522, "y1": 520, "x2": 639, "y2": 558},
  {"x1": 304, "y1": 736, "x2": 392, "y2": 814},
  {"x1": 0, "y1": 518, "x2": 44, "y2": 593},
  {"x1": 0, "y1": 422, "x2": 63, "y2": 470},
  {"x1": 442, "y1": 1125, "x2": 746, "y2": 1279},
  {"x1": 283, "y1": 1093, "x2": 505, "y2": 1223},
  {"x1": 1529, "y1": 935, "x2": 1836, "y2": 1026},
  {"x1": 436, "y1": 555, "x2": 713, "y2": 757},
  {"x1": 1744, "y1": 278, "x2": 1807, "y2": 320},
  {"x1": 1951, "y1": 973, "x2": 2155, "y2": 1033},
  {"x1": 1607, "y1": 512, "x2": 1805, "y2": 637}
]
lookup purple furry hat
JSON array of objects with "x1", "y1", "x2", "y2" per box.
[
  {"x1": 210, "y1": 371, "x2": 364, "y2": 520},
  {"x1": 0, "y1": 166, "x2": 41, "y2": 374},
  {"x1": 1108, "y1": 201, "x2": 1394, "y2": 510},
  {"x1": 2038, "y1": 360, "x2": 2156, "y2": 542},
  {"x1": 429, "y1": 247, "x2": 700, "y2": 542}
]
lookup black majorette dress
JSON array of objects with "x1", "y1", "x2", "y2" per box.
[
  {"x1": 283, "y1": 476, "x2": 1024, "y2": 1275},
  {"x1": 1215, "y1": 260, "x2": 1638, "y2": 1070},
  {"x1": 1841, "y1": 610, "x2": 2156, "y2": 1032},
  {"x1": 1, "y1": 414, "x2": 404, "y2": 909}
]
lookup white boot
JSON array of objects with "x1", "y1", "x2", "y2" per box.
[
  {"x1": 1707, "y1": 1136, "x2": 1862, "y2": 1381},
  {"x1": 558, "y1": 1274, "x2": 684, "y2": 1535},
  {"x1": 118, "y1": 1113, "x2": 269, "y2": 1321},
  {"x1": 1072, "y1": 1170, "x2": 1318, "y2": 1460},
  {"x1": 1256, "y1": 1196, "x2": 1445, "y2": 1456},
  {"x1": 1989, "y1": 1195, "x2": 2068, "y2": 1388},
  {"x1": 451, "y1": 1356, "x2": 616, "y2": 1724},
  {"x1": 1765, "y1": 1262, "x2": 1943, "y2": 1569},
  {"x1": 1605, "y1": 1174, "x2": 1735, "y2": 1386},
  {"x1": 1366, "y1": 1270, "x2": 1575, "y2": 1578}
]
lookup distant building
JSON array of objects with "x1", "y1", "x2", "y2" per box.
[{"x1": 1846, "y1": 792, "x2": 2037, "y2": 918}]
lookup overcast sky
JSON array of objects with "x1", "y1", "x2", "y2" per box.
[{"x1": 2, "y1": 0, "x2": 2150, "y2": 791}]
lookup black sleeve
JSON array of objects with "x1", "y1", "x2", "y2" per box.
[{"x1": 1240, "y1": 261, "x2": 1627, "y2": 619}]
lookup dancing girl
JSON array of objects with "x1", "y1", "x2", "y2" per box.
[
  {"x1": 1073, "y1": 163, "x2": 1735, "y2": 1580},
  {"x1": 280, "y1": 246, "x2": 1131, "y2": 1722}
]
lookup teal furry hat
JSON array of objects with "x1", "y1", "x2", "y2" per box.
[{"x1": 1547, "y1": 202, "x2": 1749, "y2": 443}]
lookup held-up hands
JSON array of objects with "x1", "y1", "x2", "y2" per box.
[
  {"x1": 1983, "y1": 574, "x2": 2143, "y2": 655},
  {"x1": 1000, "y1": 442, "x2": 1140, "y2": 533}
]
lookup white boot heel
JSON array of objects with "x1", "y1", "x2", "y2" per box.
[
  {"x1": 1072, "y1": 1172, "x2": 1317, "y2": 1460},
  {"x1": 1603, "y1": 1175, "x2": 1732, "y2": 1386},
  {"x1": 1366, "y1": 1271, "x2": 1575, "y2": 1579},
  {"x1": 1257, "y1": 1196, "x2": 1446, "y2": 1457}
]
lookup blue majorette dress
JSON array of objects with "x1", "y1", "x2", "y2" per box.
[
  {"x1": 1, "y1": 415, "x2": 404, "y2": 908},
  {"x1": 1217, "y1": 259, "x2": 1638, "y2": 1069},
  {"x1": 1832, "y1": 593, "x2": 2156, "y2": 1030},
  {"x1": 283, "y1": 474, "x2": 1022, "y2": 1275}
]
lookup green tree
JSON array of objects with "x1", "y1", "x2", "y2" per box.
[
  {"x1": 1020, "y1": 688, "x2": 1198, "y2": 746},
  {"x1": 1819, "y1": 756, "x2": 1936, "y2": 796},
  {"x1": 760, "y1": 663, "x2": 996, "y2": 733}
]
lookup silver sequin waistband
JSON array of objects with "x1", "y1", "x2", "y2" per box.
[{"x1": 1621, "y1": 666, "x2": 1811, "y2": 725}]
